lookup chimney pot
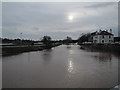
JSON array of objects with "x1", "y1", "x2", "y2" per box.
[{"x1": 110, "y1": 29, "x2": 112, "y2": 33}]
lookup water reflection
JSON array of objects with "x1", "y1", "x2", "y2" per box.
[
  {"x1": 3, "y1": 45, "x2": 118, "y2": 88},
  {"x1": 42, "y1": 49, "x2": 52, "y2": 64},
  {"x1": 27, "y1": 52, "x2": 31, "y2": 63},
  {"x1": 67, "y1": 48, "x2": 74, "y2": 73},
  {"x1": 68, "y1": 58, "x2": 73, "y2": 73},
  {"x1": 92, "y1": 53, "x2": 112, "y2": 62},
  {"x1": 66, "y1": 45, "x2": 71, "y2": 49}
]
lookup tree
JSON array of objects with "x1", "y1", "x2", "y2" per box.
[
  {"x1": 41, "y1": 36, "x2": 52, "y2": 48},
  {"x1": 66, "y1": 36, "x2": 72, "y2": 41},
  {"x1": 78, "y1": 33, "x2": 91, "y2": 44},
  {"x1": 64, "y1": 36, "x2": 72, "y2": 45}
]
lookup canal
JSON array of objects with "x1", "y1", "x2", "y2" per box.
[{"x1": 2, "y1": 45, "x2": 119, "y2": 88}]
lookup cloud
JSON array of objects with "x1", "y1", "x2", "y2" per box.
[{"x1": 2, "y1": 2, "x2": 118, "y2": 40}]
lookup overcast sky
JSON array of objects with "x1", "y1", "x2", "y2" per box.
[{"x1": 2, "y1": 2, "x2": 118, "y2": 40}]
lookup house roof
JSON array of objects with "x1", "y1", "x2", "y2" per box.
[
  {"x1": 91, "y1": 32, "x2": 96, "y2": 36},
  {"x1": 91, "y1": 30, "x2": 113, "y2": 36},
  {"x1": 98, "y1": 31, "x2": 113, "y2": 35}
]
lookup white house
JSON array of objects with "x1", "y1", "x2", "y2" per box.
[{"x1": 89, "y1": 29, "x2": 114, "y2": 44}]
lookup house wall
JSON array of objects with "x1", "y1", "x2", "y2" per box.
[{"x1": 93, "y1": 35, "x2": 114, "y2": 43}]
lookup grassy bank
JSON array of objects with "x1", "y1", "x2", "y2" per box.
[{"x1": 2, "y1": 43, "x2": 62, "y2": 56}]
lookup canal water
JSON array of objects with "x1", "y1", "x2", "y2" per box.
[{"x1": 2, "y1": 45, "x2": 119, "y2": 88}]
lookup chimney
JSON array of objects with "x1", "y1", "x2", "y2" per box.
[{"x1": 110, "y1": 29, "x2": 112, "y2": 34}]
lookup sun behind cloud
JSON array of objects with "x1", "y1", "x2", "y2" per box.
[{"x1": 68, "y1": 15, "x2": 74, "y2": 21}]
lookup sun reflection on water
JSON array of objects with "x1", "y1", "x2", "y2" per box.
[{"x1": 68, "y1": 58, "x2": 73, "y2": 73}]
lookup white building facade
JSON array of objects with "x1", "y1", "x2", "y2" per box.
[{"x1": 90, "y1": 30, "x2": 114, "y2": 44}]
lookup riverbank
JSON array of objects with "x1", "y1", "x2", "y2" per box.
[
  {"x1": 2, "y1": 43, "x2": 62, "y2": 56},
  {"x1": 79, "y1": 43, "x2": 120, "y2": 53}
]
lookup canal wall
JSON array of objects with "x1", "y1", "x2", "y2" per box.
[
  {"x1": 80, "y1": 44, "x2": 120, "y2": 53},
  {"x1": 2, "y1": 43, "x2": 62, "y2": 56}
]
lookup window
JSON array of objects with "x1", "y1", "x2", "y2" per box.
[{"x1": 102, "y1": 35, "x2": 104, "y2": 38}]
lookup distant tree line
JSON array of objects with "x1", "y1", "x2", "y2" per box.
[
  {"x1": 2, "y1": 38, "x2": 37, "y2": 45},
  {"x1": 2, "y1": 36, "x2": 78, "y2": 45}
]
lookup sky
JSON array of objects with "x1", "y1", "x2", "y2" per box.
[{"x1": 2, "y1": 2, "x2": 118, "y2": 40}]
